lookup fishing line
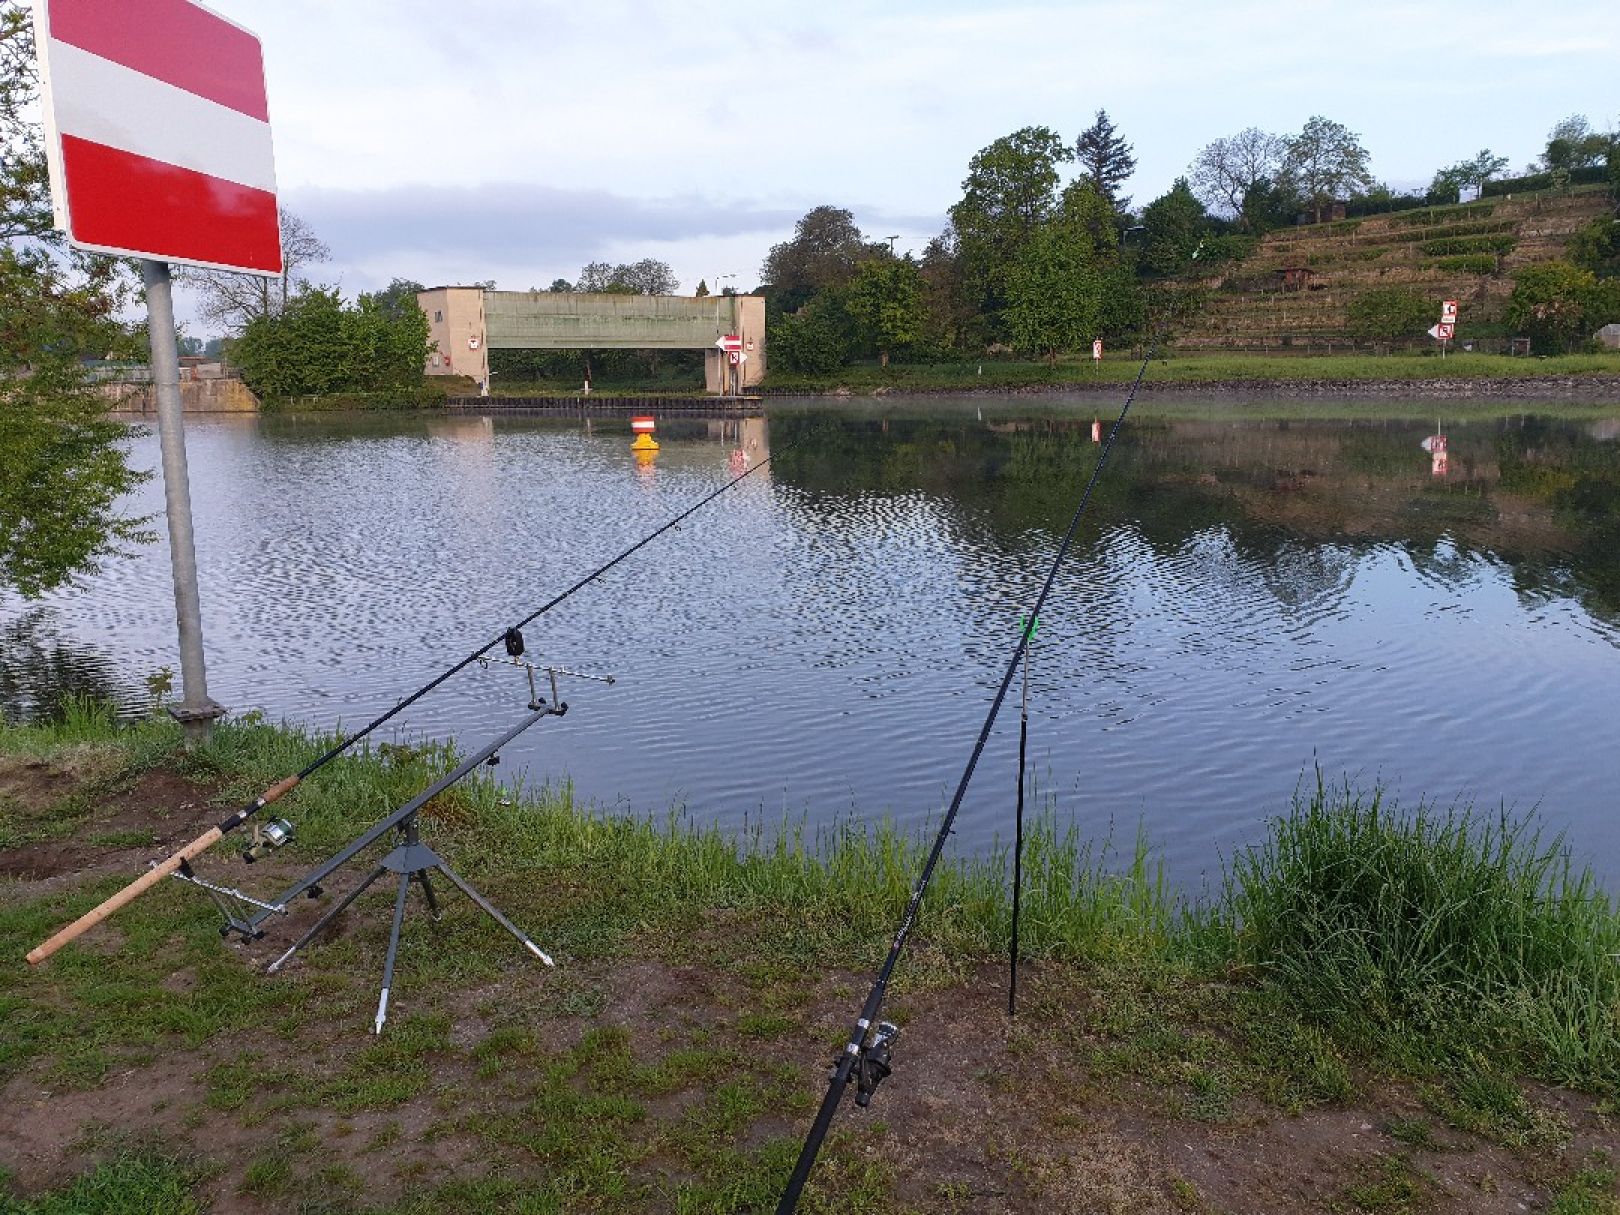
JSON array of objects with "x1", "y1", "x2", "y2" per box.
[
  {"x1": 27, "y1": 441, "x2": 783, "y2": 964},
  {"x1": 775, "y1": 347, "x2": 1156, "y2": 1213}
]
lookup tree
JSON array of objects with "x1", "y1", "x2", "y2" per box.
[
  {"x1": 1, "y1": 1, "x2": 151, "y2": 597},
  {"x1": 759, "y1": 206, "x2": 883, "y2": 297},
  {"x1": 948, "y1": 126, "x2": 1072, "y2": 326},
  {"x1": 1542, "y1": 115, "x2": 1610, "y2": 172},
  {"x1": 1506, "y1": 261, "x2": 1608, "y2": 353},
  {"x1": 1004, "y1": 223, "x2": 1105, "y2": 362},
  {"x1": 1188, "y1": 128, "x2": 1288, "y2": 224},
  {"x1": 694, "y1": 279, "x2": 709, "y2": 297},
  {"x1": 546, "y1": 278, "x2": 573, "y2": 293},
  {"x1": 769, "y1": 290, "x2": 856, "y2": 374},
  {"x1": 616, "y1": 258, "x2": 679, "y2": 295},
  {"x1": 575, "y1": 259, "x2": 678, "y2": 295},
  {"x1": 845, "y1": 256, "x2": 925, "y2": 366},
  {"x1": 1, "y1": 3, "x2": 50, "y2": 241},
  {"x1": 370, "y1": 277, "x2": 426, "y2": 322},
  {"x1": 1284, "y1": 116, "x2": 1374, "y2": 222},
  {"x1": 1003, "y1": 188, "x2": 1139, "y2": 362},
  {"x1": 178, "y1": 209, "x2": 330, "y2": 331},
  {"x1": 231, "y1": 285, "x2": 432, "y2": 398},
  {"x1": 1430, "y1": 149, "x2": 1509, "y2": 203},
  {"x1": 0, "y1": 252, "x2": 152, "y2": 597},
  {"x1": 1138, "y1": 178, "x2": 1208, "y2": 276},
  {"x1": 1570, "y1": 215, "x2": 1620, "y2": 279},
  {"x1": 1074, "y1": 109, "x2": 1136, "y2": 209}
]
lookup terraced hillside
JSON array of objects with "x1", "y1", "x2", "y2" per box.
[{"x1": 1178, "y1": 186, "x2": 1614, "y2": 352}]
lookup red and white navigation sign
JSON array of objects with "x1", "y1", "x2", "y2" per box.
[
  {"x1": 716, "y1": 334, "x2": 743, "y2": 353},
  {"x1": 1441, "y1": 300, "x2": 1458, "y2": 323},
  {"x1": 33, "y1": 0, "x2": 281, "y2": 275}
]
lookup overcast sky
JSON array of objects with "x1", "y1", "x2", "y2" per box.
[{"x1": 191, "y1": 0, "x2": 1618, "y2": 321}]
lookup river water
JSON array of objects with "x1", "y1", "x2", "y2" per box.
[{"x1": 4, "y1": 398, "x2": 1619, "y2": 889}]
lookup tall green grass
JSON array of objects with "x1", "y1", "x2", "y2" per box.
[{"x1": 1208, "y1": 773, "x2": 1620, "y2": 1088}]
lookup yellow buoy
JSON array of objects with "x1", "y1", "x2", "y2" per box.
[{"x1": 631, "y1": 433, "x2": 660, "y2": 452}]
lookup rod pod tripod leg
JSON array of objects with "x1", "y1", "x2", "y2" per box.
[{"x1": 266, "y1": 812, "x2": 554, "y2": 1033}]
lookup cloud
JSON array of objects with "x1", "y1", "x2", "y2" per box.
[{"x1": 280, "y1": 181, "x2": 941, "y2": 292}]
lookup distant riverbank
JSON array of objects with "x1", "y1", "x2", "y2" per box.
[{"x1": 758, "y1": 351, "x2": 1620, "y2": 401}]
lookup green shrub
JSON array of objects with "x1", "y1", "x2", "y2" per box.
[
  {"x1": 1420, "y1": 235, "x2": 1518, "y2": 257},
  {"x1": 1347, "y1": 287, "x2": 1435, "y2": 340},
  {"x1": 1433, "y1": 254, "x2": 1500, "y2": 274}
]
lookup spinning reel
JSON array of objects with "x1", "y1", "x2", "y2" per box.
[{"x1": 832, "y1": 1020, "x2": 901, "y2": 1109}]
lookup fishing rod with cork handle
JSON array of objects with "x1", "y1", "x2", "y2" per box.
[
  {"x1": 774, "y1": 346, "x2": 1156, "y2": 1213},
  {"x1": 27, "y1": 444, "x2": 784, "y2": 966}
]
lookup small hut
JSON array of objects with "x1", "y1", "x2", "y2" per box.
[{"x1": 1276, "y1": 266, "x2": 1316, "y2": 293}]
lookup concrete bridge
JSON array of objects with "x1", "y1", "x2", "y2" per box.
[{"x1": 418, "y1": 287, "x2": 765, "y2": 395}]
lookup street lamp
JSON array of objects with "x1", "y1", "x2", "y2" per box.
[{"x1": 713, "y1": 272, "x2": 737, "y2": 296}]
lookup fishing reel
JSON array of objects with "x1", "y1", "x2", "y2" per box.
[
  {"x1": 241, "y1": 817, "x2": 295, "y2": 863},
  {"x1": 832, "y1": 1020, "x2": 900, "y2": 1108}
]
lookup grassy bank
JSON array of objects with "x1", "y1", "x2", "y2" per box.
[
  {"x1": 1, "y1": 707, "x2": 1617, "y2": 1212},
  {"x1": 760, "y1": 351, "x2": 1620, "y2": 396}
]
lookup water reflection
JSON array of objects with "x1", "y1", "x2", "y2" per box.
[
  {"x1": 0, "y1": 609, "x2": 144, "y2": 723},
  {"x1": 3, "y1": 404, "x2": 1619, "y2": 888}
]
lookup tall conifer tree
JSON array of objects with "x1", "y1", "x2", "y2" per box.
[{"x1": 1075, "y1": 109, "x2": 1137, "y2": 210}]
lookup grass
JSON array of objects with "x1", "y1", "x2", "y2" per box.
[
  {"x1": 1208, "y1": 771, "x2": 1620, "y2": 1090},
  {"x1": 8, "y1": 1153, "x2": 203, "y2": 1214},
  {"x1": 758, "y1": 350, "x2": 1620, "y2": 396},
  {"x1": 2, "y1": 710, "x2": 1618, "y2": 1209}
]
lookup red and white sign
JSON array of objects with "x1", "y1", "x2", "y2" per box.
[
  {"x1": 1421, "y1": 434, "x2": 1448, "y2": 454},
  {"x1": 716, "y1": 334, "x2": 743, "y2": 353},
  {"x1": 1441, "y1": 300, "x2": 1458, "y2": 322},
  {"x1": 630, "y1": 416, "x2": 657, "y2": 434},
  {"x1": 1437, "y1": 323, "x2": 1455, "y2": 341},
  {"x1": 33, "y1": 0, "x2": 281, "y2": 275}
]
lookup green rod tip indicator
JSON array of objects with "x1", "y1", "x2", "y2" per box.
[{"x1": 1020, "y1": 615, "x2": 1039, "y2": 639}]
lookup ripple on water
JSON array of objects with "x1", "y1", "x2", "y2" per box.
[{"x1": 4, "y1": 410, "x2": 1620, "y2": 890}]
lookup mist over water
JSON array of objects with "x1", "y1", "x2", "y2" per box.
[{"x1": 5, "y1": 399, "x2": 1620, "y2": 890}]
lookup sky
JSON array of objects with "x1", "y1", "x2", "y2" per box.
[{"x1": 188, "y1": 0, "x2": 1619, "y2": 325}]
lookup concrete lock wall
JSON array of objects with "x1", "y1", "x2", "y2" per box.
[{"x1": 418, "y1": 288, "x2": 765, "y2": 392}]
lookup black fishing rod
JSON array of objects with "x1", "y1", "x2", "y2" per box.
[
  {"x1": 775, "y1": 351, "x2": 1156, "y2": 1212},
  {"x1": 27, "y1": 443, "x2": 781, "y2": 965}
]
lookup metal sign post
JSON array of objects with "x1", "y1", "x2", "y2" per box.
[
  {"x1": 141, "y1": 260, "x2": 223, "y2": 738},
  {"x1": 34, "y1": 0, "x2": 285, "y2": 740}
]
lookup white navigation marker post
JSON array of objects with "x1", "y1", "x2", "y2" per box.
[{"x1": 33, "y1": 0, "x2": 284, "y2": 738}]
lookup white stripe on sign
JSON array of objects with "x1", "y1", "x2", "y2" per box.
[{"x1": 47, "y1": 38, "x2": 276, "y2": 193}]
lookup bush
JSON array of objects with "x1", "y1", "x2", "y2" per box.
[
  {"x1": 1432, "y1": 254, "x2": 1500, "y2": 274},
  {"x1": 1420, "y1": 234, "x2": 1518, "y2": 257},
  {"x1": 1347, "y1": 287, "x2": 1435, "y2": 340},
  {"x1": 1484, "y1": 165, "x2": 1610, "y2": 196}
]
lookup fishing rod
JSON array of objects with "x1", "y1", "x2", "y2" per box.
[
  {"x1": 774, "y1": 348, "x2": 1156, "y2": 1213},
  {"x1": 26, "y1": 444, "x2": 781, "y2": 966}
]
